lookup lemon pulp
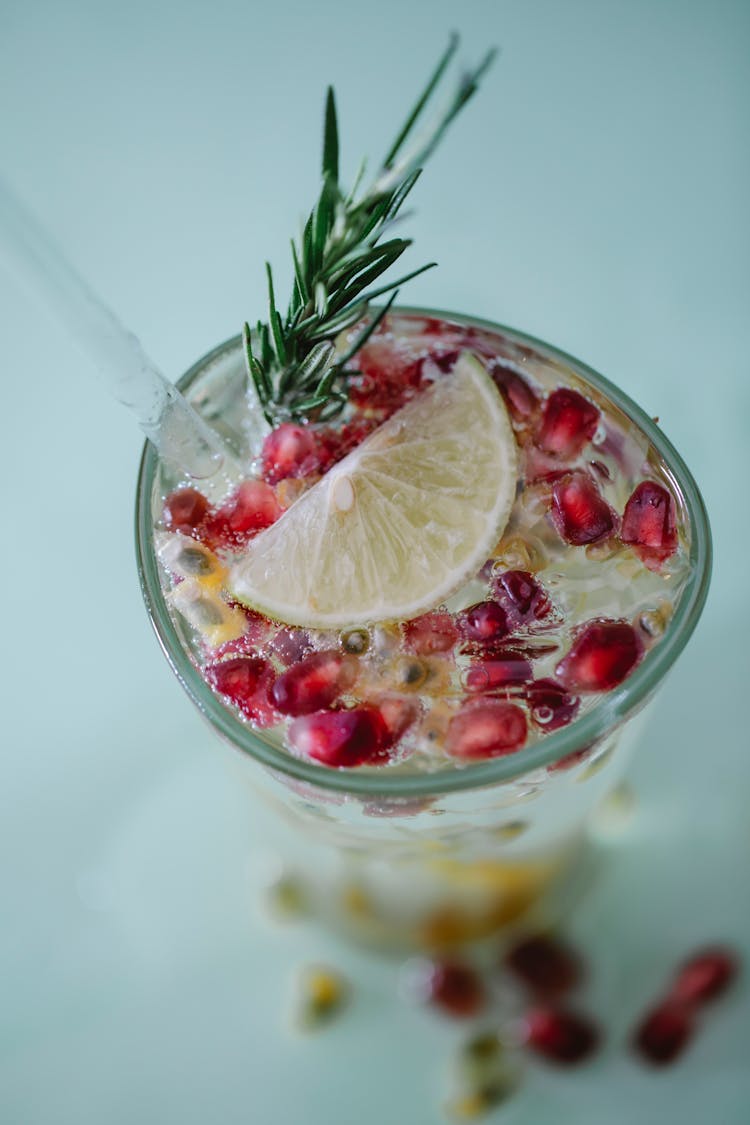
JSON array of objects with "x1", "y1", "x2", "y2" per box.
[{"x1": 229, "y1": 352, "x2": 518, "y2": 628}]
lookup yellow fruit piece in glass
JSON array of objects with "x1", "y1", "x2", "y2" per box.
[{"x1": 229, "y1": 352, "x2": 517, "y2": 628}]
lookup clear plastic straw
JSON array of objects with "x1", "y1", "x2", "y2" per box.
[{"x1": 0, "y1": 176, "x2": 232, "y2": 480}]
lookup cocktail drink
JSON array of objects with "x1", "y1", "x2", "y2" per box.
[
  {"x1": 136, "y1": 307, "x2": 710, "y2": 949},
  {"x1": 129, "y1": 40, "x2": 711, "y2": 951}
]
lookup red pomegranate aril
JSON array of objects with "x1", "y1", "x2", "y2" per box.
[
  {"x1": 670, "y1": 948, "x2": 739, "y2": 1008},
  {"x1": 270, "y1": 650, "x2": 358, "y2": 716},
  {"x1": 446, "y1": 700, "x2": 527, "y2": 759},
  {"x1": 621, "y1": 480, "x2": 678, "y2": 566},
  {"x1": 536, "y1": 387, "x2": 600, "y2": 458},
  {"x1": 459, "y1": 600, "x2": 510, "y2": 645},
  {"x1": 205, "y1": 656, "x2": 275, "y2": 721},
  {"x1": 525, "y1": 679, "x2": 580, "y2": 731},
  {"x1": 289, "y1": 706, "x2": 391, "y2": 767},
  {"x1": 404, "y1": 610, "x2": 459, "y2": 655},
  {"x1": 505, "y1": 934, "x2": 582, "y2": 996},
  {"x1": 523, "y1": 1005, "x2": 600, "y2": 1065},
  {"x1": 465, "y1": 653, "x2": 533, "y2": 692},
  {"x1": 547, "y1": 746, "x2": 592, "y2": 773},
  {"x1": 349, "y1": 338, "x2": 424, "y2": 412},
  {"x1": 261, "y1": 422, "x2": 317, "y2": 484},
  {"x1": 376, "y1": 694, "x2": 421, "y2": 742},
  {"x1": 551, "y1": 471, "x2": 616, "y2": 546},
  {"x1": 269, "y1": 627, "x2": 314, "y2": 667},
  {"x1": 557, "y1": 619, "x2": 643, "y2": 692},
  {"x1": 632, "y1": 1001, "x2": 694, "y2": 1065},
  {"x1": 163, "y1": 488, "x2": 209, "y2": 535},
  {"x1": 425, "y1": 961, "x2": 486, "y2": 1018},
  {"x1": 492, "y1": 570, "x2": 552, "y2": 628},
  {"x1": 491, "y1": 362, "x2": 540, "y2": 421},
  {"x1": 231, "y1": 480, "x2": 281, "y2": 531}
]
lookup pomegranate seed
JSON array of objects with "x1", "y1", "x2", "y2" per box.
[
  {"x1": 490, "y1": 362, "x2": 540, "y2": 421},
  {"x1": 375, "y1": 694, "x2": 421, "y2": 742},
  {"x1": 621, "y1": 480, "x2": 677, "y2": 567},
  {"x1": 428, "y1": 348, "x2": 461, "y2": 373},
  {"x1": 289, "y1": 706, "x2": 391, "y2": 767},
  {"x1": 536, "y1": 387, "x2": 600, "y2": 458},
  {"x1": 270, "y1": 650, "x2": 358, "y2": 716},
  {"x1": 349, "y1": 338, "x2": 425, "y2": 413},
  {"x1": 556, "y1": 619, "x2": 643, "y2": 692},
  {"x1": 464, "y1": 653, "x2": 533, "y2": 692},
  {"x1": 261, "y1": 422, "x2": 317, "y2": 484},
  {"x1": 269, "y1": 627, "x2": 314, "y2": 667},
  {"x1": 204, "y1": 480, "x2": 281, "y2": 548},
  {"x1": 163, "y1": 488, "x2": 209, "y2": 535},
  {"x1": 523, "y1": 1005, "x2": 600, "y2": 1064},
  {"x1": 491, "y1": 570, "x2": 552, "y2": 629},
  {"x1": 205, "y1": 656, "x2": 276, "y2": 722},
  {"x1": 632, "y1": 1001, "x2": 694, "y2": 1065},
  {"x1": 424, "y1": 961, "x2": 486, "y2": 1018},
  {"x1": 547, "y1": 746, "x2": 592, "y2": 773},
  {"x1": 505, "y1": 934, "x2": 582, "y2": 996},
  {"x1": 446, "y1": 700, "x2": 527, "y2": 759},
  {"x1": 550, "y1": 471, "x2": 616, "y2": 546},
  {"x1": 458, "y1": 600, "x2": 510, "y2": 645},
  {"x1": 670, "y1": 948, "x2": 739, "y2": 1008},
  {"x1": 404, "y1": 610, "x2": 459, "y2": 655},
  {"x1": 525, "y1": 679, "x2": 580, "y2": 731}
]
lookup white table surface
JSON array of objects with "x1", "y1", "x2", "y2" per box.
[{"x1": 1, "y1": 2, "x2": 748, "y2": 1122}]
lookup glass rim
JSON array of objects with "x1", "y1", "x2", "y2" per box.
[{"x1": 135, "y1": 306, "x2": 712, "y2": 798}]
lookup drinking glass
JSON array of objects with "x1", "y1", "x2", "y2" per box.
[{"x1": 135, "y1": 309, "x2": 711, "y2": 950}]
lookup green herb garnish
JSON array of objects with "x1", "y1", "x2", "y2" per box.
[{"x1": 243, "y1": 34, "x2": 497, "y2": 425}]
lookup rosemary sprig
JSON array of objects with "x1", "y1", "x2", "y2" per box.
[{"x1": 244, "y1": 35, "x2": 497, "y2": 425}]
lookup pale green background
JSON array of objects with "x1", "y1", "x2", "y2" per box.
[{"x1": 0, "y1": 1, "x2": 748, "y2": 1122}]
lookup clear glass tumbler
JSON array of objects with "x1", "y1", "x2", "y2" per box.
[{"x1": 135, "y1": 309, "x2": 711, "y2": 951}]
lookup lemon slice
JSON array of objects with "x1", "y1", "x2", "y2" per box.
[{"x1": 229, "y1": 352, "x2": 517, "y2": 628}]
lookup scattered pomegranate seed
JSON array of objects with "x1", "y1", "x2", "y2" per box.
[
  {"x1": 550, "y1": 471, "x2": 617, "y2": 546},
  {"x1": 270, "y1": 650, "x2": 358, "y2": 716},
  {"x1": 535, "y1": 388, "x2": 600, "y2": 459},
  {"x1": 205, "y1": 656, "x2": 276, "y2": 722},
  {"x1": 490, "y1": 362, "x2": 540, "y2": 421},
  {"x1": 163, "y1": 487, "x2": 209, "y2": 535},
  {"x1": 446, "y1": 700, "x2": 527, "y2": 759},
  {"x1": 261, "y1": 422, "x2": 318, "y2": 484},
  {"x1": 523, "y1": 1005, "x2": 600, "y2": 1064},
  {"x1": 464, "y1": 653, "x2": 533, "y2": 692},
  {"x1": 504, "y1": 933, "x2": 582, "y2": 996},
  {"x1": 288, "y1": 706, "x2": 391, "y2": 767},
  {"x1": 525, "y1": 679, "x2": 580, "y2": 731},
  {"x1": 424, "y1": 961, "x2": 486, "y2": 1018},
  {"x1": 491, "y1": 570, "x2": 552, "y2": 629},
  {"x1": 621, "y1": 480, "x2": 678, "y2": 567},
  {"x1": 670, "y1": 947, "x2": 739, "y2": 1008},
  {"x1": 632, "y1": 1000, "x2": 694, "y2": 1066},
  {"x1": 458, "y1": 600, "x2": 510, "y2": 645},
  {"x1": 404, "y1": 610, "x2": 459, "y2": 655},
  {"x1": 556, "y1": 619, "x2": 643, "y2": 692}
]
